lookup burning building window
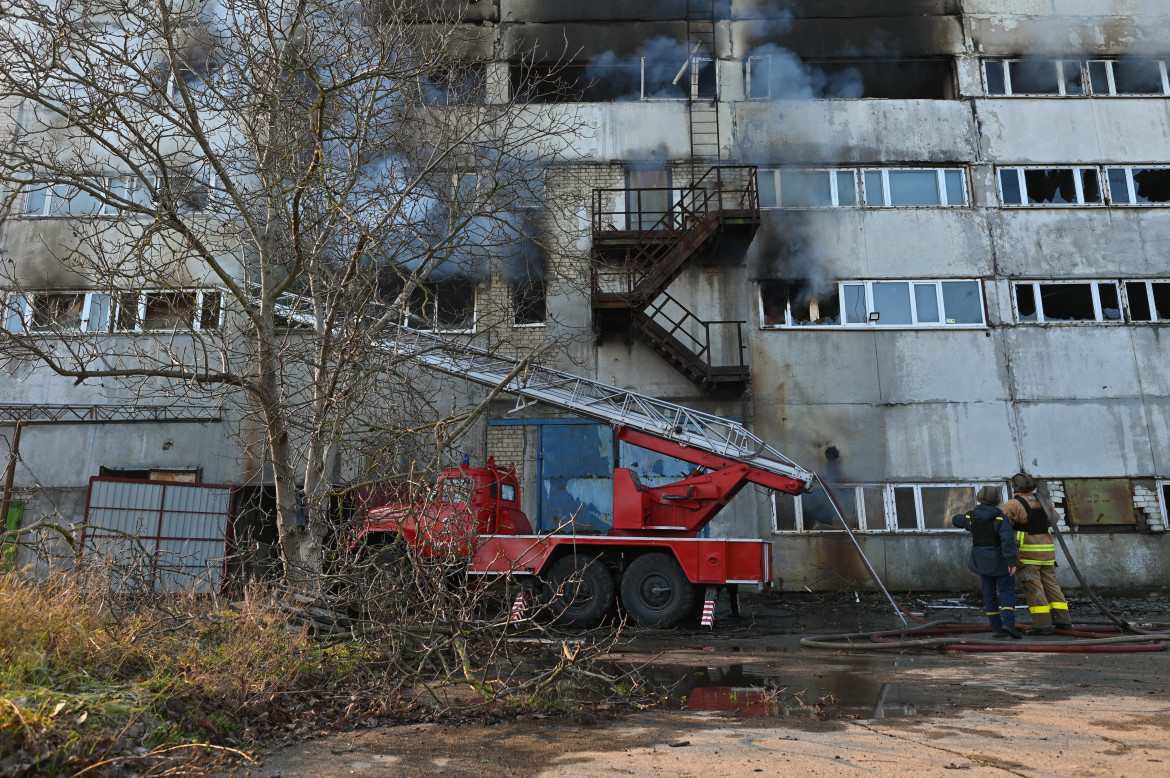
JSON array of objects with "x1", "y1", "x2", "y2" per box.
[
  {"x1": 998, "y1": 167, "x2": 1103, "y2": 206},
  {"x1": 1106, "y1": 167, "x2": 1170, "y2": 205},
  {"x1": 30, "y1": 293, "x2": 86, "y2": 332},
  {"x1": 406, "y1": 279, "x2": 476, "y2": 333},
  {"x1": 511, "y1": 276, "x2": 546, "y2": 326},
  {"x1": 758, "y1": 280, "x2": 840, "y2": 327},
  {"x1": 985, "y1": 58, "x2": 1170, "y2": 97},
  {"x1": 747, "y1": 56, "x2": 954, "y2": 100}
]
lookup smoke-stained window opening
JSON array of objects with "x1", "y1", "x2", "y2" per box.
[
  {"x1": 4, "y1": 287, "x2": 108, "y2": 329},
  {"x1": 1013, "y1": 281, "x2": 1122, "y2": 323},
  {"x1": 758, "y1": 280, "x2": 840, "y2": 327},
  {"x1": 1126, "y1": 281, "x2": 1170, "y2": 322},
  {"x1": 745, "y1": 56, "x2": 954, "y2": 100},
  {"x1": 422, "y1": 62, "x2": 487, "y2": 105},
  {"x1": 111, "y1": 290, "x2": 222, "y2": 333},
  {"x1": 1107, "y1": 167, "x2": 1170, "y2": 205},
  {"x1": 998, "y1": 167, "x2": 1103, "y2": 206},
  {"x1": 406, "y1": 279, "x2": 477, "y2": 333},
  {"x1": 758, "y1": 168, "x2": 856, "y2": 208},
  {"x1": 985, "y1": 57, "x2": 1170, "y2": 97},
  {"x1": 511, "y1": 275, "x2": 546, "y2": 326},
  {"x1": 772, "y1": 483, "x2": 989, "y2": 533},
  {"x1": 510, "y1": 52, "x2": 715, "y2": 103}
]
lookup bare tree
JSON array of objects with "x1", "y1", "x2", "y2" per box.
[{"x1": 0, "y1": 0, "x2": 585, "y2": 587}]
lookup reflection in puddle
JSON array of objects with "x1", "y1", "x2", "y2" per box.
[{"x1": 648, "y1": 664, "x2": 945, "y2": 720}]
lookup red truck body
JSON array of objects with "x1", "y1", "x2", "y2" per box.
[{"x1": 355, "y1": 425, "x2": 806, "y2": 628}]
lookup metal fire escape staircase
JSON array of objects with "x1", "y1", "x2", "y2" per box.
[
  {"x1": 271, "y1": 292, "x2": 813, "y2": 489},
  {"x1": 591, "y1": 166, "x2": 760, "y2": 397}
]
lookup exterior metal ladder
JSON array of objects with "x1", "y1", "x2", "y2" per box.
[
  {"x1": 686, "y1": 0, "x2": 721, "y2": 183},
  {"x1": 270, "y1": 291, "x2": 813, "y2": 486}
]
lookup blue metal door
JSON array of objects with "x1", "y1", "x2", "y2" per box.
[{"x1": 539, "y1": 422, "x2": 615, "y2": 533}]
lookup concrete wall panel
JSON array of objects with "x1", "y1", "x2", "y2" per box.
[
  {"x1": 1001, "y1": 325, "x2": 1146, "y2": 400},
  {"x1": 734, "y1": 100, "x2": 978, "y2": 165},
  {"x1": 989, "y1": 209, "x2": 1170, "y2": 278},
  {"x1": 977, "y1": 99, "x2": 1170, "y2": 164},
  {"x1": 1014, "y1": 399, "x2": 1156, "y2": 476}
]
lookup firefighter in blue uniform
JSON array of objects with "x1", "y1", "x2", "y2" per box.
[{"x1": 953, "y1": 485, "x2": 1022, "y2": 639}]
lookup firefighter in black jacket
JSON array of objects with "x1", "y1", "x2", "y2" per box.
[{"x1": 954, "y1": 485, "x2": 1022, "y2": 639}]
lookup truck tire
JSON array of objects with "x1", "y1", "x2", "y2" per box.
[
  {"x1": 538, "y1": 554, "x2": 614, "y2": 628},
  {"x1": 620, "y1": 552, "x2": 695, "y2": 628}
]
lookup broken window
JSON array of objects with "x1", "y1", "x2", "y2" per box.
[
  {"x1": 1013, "y1": 281, "x2": 1122, "y2": 323},
  {"x1": 834, "y1": 280, "x2": 984, "y2": 327},
  {"x1": 998, "y1": 167, "x2": 1103, "y2": 205},
  {"x1": 30, "y1": 293, "x2": 86, "y2": 332},
  {"x1": 757, "y1": 57, "x2": 954, "y2": 100},
  {"x1": 424, "y1": 63, "x2": 486, "y2": 105},
  {"x1": 112, "y1": 290, "x2": 221, "y2": 332},
  {"x1": 1087, "y1": 59, "x2": 1170, "y2": 96},
  {"x1": 862, "y1": 168, "x2": 966, "y2": 207},
  {"x1": 1125, "y1": 281, "x2": 1170, "y2": 322},
  {"x1": 758, "y1": 280, "x2": 840, "y2": 327},
  {"x1": 4, "y1": 291, "x2": 112, "y2": 333},
  {"x1": 512, "y1": 276, "x2": 546, "y2": 326},
  {"x1": 1106, "y1": 167, "x2": 1170, "y2": 205},
  {"x1": 407, "y1": 278, "x2": 476, "y2": 332},
  {"x1": 691, "y1": 57, "x2": 716, "y2": 99}
]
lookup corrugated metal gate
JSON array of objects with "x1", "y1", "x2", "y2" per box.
[{"x1": 82, "y1": 477, "x2": 234, "y2": 591}]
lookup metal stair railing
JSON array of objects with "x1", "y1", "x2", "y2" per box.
[
  {"x1": 268, "y1": 290, "x2": 812, "y2": 486},
  {"x1": 636, "y1": 291, "x2": 747, "y2": 379}
]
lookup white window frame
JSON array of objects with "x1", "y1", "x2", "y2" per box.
[
  {"x1": 984, "y1": 58, "x2": 1086, "y2": 97},
  {"x1": 690, "y1": 56, "x2": 717, "y2": 100},
  {"x1": 758, "y1": 168, "x2": 859, "y2": 209},
  {"x1": 1158, "y1": 481, "x2": 1170, "y2": 527},
  {"x1": 4, "y1": 291, "x2": 114, "y2": 334},
  {"x1": 112, "y1": 289, "x2": 222, "y2": 333},
  {"x1": 771, "y1": 482, "x2": 998, "y2": 534},
  {"x1": 1087, "y1": 59, "x2": 1170, "y2": 96},
  {"x1": 1012, "y1": 280, "x2": 1123, "y2": 324},
  {"x1": 837, "y1": 279, "x2": 985, "y2": 329},
  {"x1": 1124, "y1": 280, "x2": 1170, "y2": 323},
  {"x1": 1104, "y1": 166, "x2": 1170, "y2": 206},
  {"x1": 640, "y1": 55, "x2": 690, "y2": 101},
  {"x1": 997, "y1": 166, "x2": 1104, "y2": 206},
  {"x1": 861, "y1": 168, "x2": 967, "y2": 207}
]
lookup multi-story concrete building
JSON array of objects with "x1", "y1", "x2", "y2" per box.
[{"x1": 3, "y1": 1, "x2": 1169, "y2": 591}]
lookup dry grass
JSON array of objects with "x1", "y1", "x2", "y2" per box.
[
  {"x1": 0, "y1": 565, "x2": 643, "y2": 776},
  {"x1": 0, "y1": 571, "x2": 400, "y2": 776}
]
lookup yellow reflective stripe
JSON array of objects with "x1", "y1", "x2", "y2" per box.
[
  {"x1": 1029, "y1": 605, "x2": 1051, "y2": 614},
  {"x1": 985, "y1": 611, "x2": 998, "y2": 616},
  {"x1": 1019, "y1": 543, "x2": 1055, "y2": 551},
  {"x1": 1022, "y1": 560, "x2": 1055, "y2": 566},
  {"x1": 1000, "y1": 607, "x2": 1013, "y2": 612},
  {"x1": 1015, "y1": 531, "x2": 1025, "y2": 543},
  {"x1": 1050, "y1": 602, "x2": 1069, "y2": 611}
]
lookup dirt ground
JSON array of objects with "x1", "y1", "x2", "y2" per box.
[{"x1": 243, "y1": 591, "x2": 1170, "y2": 777}]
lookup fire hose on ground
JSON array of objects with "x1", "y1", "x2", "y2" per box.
[{"x1": 798, "y1": 475, "x2": 1170, "y2": 653}]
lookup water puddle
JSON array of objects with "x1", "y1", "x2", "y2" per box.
[{"x1": 645, "y1": 663, "x2": 947, "y2": 720}]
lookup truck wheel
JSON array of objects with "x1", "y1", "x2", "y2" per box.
[
  {"x1": 620, "y1": 552, "x2": 694, "y2": 628},
  {"x1": 538, "y1": 554, "x2": 614, "y2": 628}
]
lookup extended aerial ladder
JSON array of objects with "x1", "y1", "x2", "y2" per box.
[{"x1": 274, "y1": 291, "x2": 817, "y2": 628}]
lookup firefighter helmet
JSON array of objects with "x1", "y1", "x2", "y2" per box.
[
  {"x1": 976, "y1": 485, "x2": 1001, "y2": 505},
  {"x1": 1011, "y1": 472, "x2": 1037, "y2": 492}
]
